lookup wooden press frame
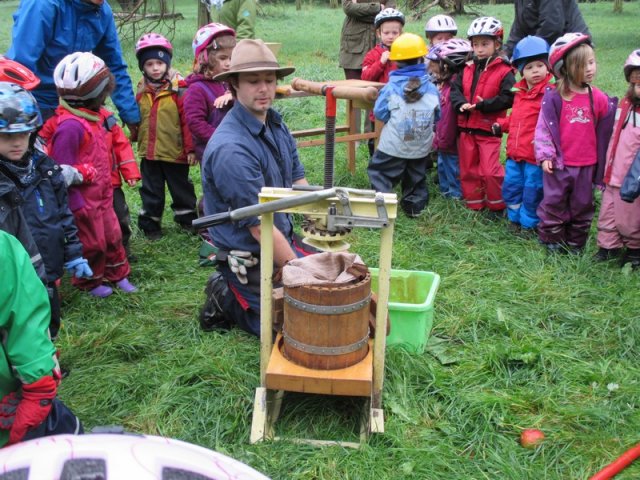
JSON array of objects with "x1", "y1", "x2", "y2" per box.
[{"x1": 250, "y1": 187, "x2": 397, "y2": 447}]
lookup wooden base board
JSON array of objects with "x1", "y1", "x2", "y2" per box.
[{"x1": 265, "y1": 334, "x2": 373, "y2": 397}]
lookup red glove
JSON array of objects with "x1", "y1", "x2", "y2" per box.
[
  {"x1": 75, "y1": 163, "x2": 97, "y2": 184},
  {"x1": 7, "y1": 376, "x2": 57, "y2": 445}
]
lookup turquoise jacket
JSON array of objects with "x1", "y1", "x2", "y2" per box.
[
  {"x1": 0, "y1": 231, "x2": 57, "y2": 447},
  {"x1": 7, "y1": 0, "x2": 140, "y2": 124}
]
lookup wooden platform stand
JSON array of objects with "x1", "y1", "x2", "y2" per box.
[
  {"x1": 250, "y1": 187, "x2": 397, "y2": 447},
  {"x1": 276, "y1": 79, "x2": 385, "y2": 175}
]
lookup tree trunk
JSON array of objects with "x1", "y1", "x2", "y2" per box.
[
  {"x1": 453, "y1": 0, "x2": 465, "y2": 14},
  {"x1": 613, "y1": 0, "x2": 623, "y2": 13},
  {"x1": 197, "y1": 1, "x2": 210, "y2": 28},
  {"x1": 115, "y1": 0, "x2": 138, "y2": 10}
]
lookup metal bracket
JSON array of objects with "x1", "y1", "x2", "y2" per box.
[{"x1": 327, "y1": 192, "x2": 389, "y2": 231}]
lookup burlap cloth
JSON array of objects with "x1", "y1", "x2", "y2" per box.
[{"x1": 282, "y1": 252, "x2": 369, "y2": 288}]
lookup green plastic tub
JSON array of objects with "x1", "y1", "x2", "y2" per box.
[{"x1": 369, "y1": 268, "x2": 440, "y2": 354}]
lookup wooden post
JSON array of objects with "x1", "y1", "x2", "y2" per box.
[
  {"x1": 372, "y1": 219, "x2": 394, "y2": 409},
  {"x1": 197, "y1": 1, "x2": 210, "y2": 28},
  {"x1": 259, "y1": 212, "x2": 275, "y2": 386}
]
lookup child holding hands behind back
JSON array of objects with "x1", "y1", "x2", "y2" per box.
[
  {"x1": 133, "y1": 33, "x2": 197, "y2": 240},
  {"x1": 535, "y1": 33, "x2": 616, "y2": 254},
  {"x1": 492, "y1": 36, "x2": 553, "y2": 234}
]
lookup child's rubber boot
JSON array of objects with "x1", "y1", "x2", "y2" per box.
[
  {"x1": 115, "y1": 278, "x2": 138, "y2": 293},
  {"x1": 621, "y1": 248, "x2": 640, "y2": 269},
  {"x1": 89, "y1": 285, "x2": 113, "y2": 298},
  {"x1": 592, "y1": 247, "x2": 622, "y2": 262}
]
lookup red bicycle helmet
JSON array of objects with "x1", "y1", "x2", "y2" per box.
[{"x1": 0, "y1": 56, "x2": 40, "y2": 90}]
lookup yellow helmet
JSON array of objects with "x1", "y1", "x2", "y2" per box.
[{"x1": 389, "y1": 33, "x2": 428, "y2": 61}]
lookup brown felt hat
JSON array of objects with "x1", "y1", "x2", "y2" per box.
[{"x1": 212, "y1": 39, "x2": 295, "y2": 82}]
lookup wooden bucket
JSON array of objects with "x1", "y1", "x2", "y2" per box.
[{"x1": 282, "y1": 273, "x2": 371, "y2": 370}]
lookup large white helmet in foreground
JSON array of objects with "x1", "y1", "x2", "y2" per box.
[{"x1": 0, "y1": 433, "x2": 270, "y2": 480}]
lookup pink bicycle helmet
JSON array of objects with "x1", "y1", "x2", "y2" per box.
[
  {"x1": 467, "y1": 16, "x2": 503, "y2": 41},
  {"x1": 437, "y1": 38, "x2": 472, "y2": 70},
  {"x1": 136, "y1": 33, "x2": 173, "y2": 56},
  {"x1": 192, "y1": 22, "x2": 236, "y2": 64},
  {"x1": 548, "y1": 32, "x2": 592, "y2": 77},
  {"x1": 624, "y1": 49, "x2": 640, "y2": 82},
  {"x1": 424, "y1": 14, "x2": 457, "y2": 36}
]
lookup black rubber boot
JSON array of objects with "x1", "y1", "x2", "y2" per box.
[
  {"x1": 592, "y1": 247, "x2": 622, "y2": 262},
  {"x1": 622, "y1": 248, "x2": 640, "y2": 269}
]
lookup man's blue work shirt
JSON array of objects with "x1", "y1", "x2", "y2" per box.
[{"x1": 201, "y1": 102, "x2": 305, "y2": 255}]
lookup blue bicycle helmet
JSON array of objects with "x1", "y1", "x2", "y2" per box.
[
  {"x1": 0, "y1": 82, "x2": 42, "y2": 133},
  {"x1": 511, "y1": 35, "x2": 550, "y2": 73}
]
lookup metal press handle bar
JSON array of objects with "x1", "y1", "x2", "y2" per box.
[{"x1": 192, "y1": 188, "x2": 341, "y2": 230}]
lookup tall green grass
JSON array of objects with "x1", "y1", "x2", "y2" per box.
[{"x1": 1, "y1": 1, "x2": 640, "y2": 478}]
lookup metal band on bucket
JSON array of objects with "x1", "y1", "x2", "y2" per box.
[
  {"x1": 282, "y1": 329, "x2": 370, "y2": 356},
  {"x1": 283, "y1": 292, "x2": 371, "y2": 315}
]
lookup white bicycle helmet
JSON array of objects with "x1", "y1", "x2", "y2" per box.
[
  {"x1": 53, "y1": 52, "x2": 110, "y2": 101},
  {"x1": 374, "y1": 8, "x2": 405, "y2": 29},
  {"x1": 0, "y1": 433, "x2": 270, "y2": 480},
  {"x1": 467, "y1": 16, "x2": 503, "y2": 40},
  {"x1": 424, "y1": 14, "x2": 457, "y2": 36}
]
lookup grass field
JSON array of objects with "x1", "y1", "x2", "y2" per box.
[{"x1": 2, "y1": 1, "x2": 640, "y2": 478}]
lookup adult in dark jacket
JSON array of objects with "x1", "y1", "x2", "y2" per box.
[
  {"x1": 504, "y1": 0, "x2": 590, "y2": 57},
  {"x1": 7, "y1": 0, "x2": 140, "y2": 130}
]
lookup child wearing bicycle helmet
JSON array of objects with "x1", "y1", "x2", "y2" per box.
[
  {"x1": 491, "y1": 36, "x2": 553, "y2": 234},
  {"x1": 184, "y1": 23, "x2": 237, "y2": 164},
  {"x1": 430, "y1": 38, "x2": 471, "y2": 199},
  {"x1": 46, "y1": 52, "x2": 137, "y2": 297},
  {"x1": 368, "y1": 33, "x2": 440, "y2": 218},
  {"x1": 594, "y1": 49, "x2": 640, "y2": 267},
  {"x1": 450, "y1": 16, "x2": 516, "y2": 215},
  {"x1": 133, "y1": 33, "x2": 197, "y2": 240},
  {"x1": 424, "y1": 14, "x2": 457, "y2": 46},
  {"x1": 362, "y1": 8, "x2": 405, "y2": 84},
  {"x1": 535, "y1": 33, "x2": 616, "y2": 254},
  {"x1": 0, "y1": 82, "x2": 92, "y2": 335}
]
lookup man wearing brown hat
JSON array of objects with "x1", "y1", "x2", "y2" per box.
[{"x1": 200, "y1": 39, "x2": 315, "y2": 336}]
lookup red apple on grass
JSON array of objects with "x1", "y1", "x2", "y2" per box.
[{"x1": 520, "y1": 429, "x2": 545, "y2": 448}]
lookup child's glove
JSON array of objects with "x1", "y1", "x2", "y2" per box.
[
  {"x1": 228, "y1": 250, "x2": 259, "y2": 284},
  {"x1": 4, "y1": 376, "x2": 57, "y2": 445},
  {"x1": 75, "y1": 163, "x2": 97, "y2": 184},
  {"x1": 59, "y1": 165, "x2": 83, "y2": 187},
  {"x1": 64, "y1": 257, "x2": 93, "y2": 278}
]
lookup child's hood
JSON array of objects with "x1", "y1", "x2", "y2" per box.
[
  {"x1": 137, "y1": 68, "x2": 185, "y2": 94},
  {"x1": 388, "y1": 65, "x2": 439, "y2": 97}
]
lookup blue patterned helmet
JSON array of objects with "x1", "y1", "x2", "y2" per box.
[{"x1": 0, "y1": 82, "x2": 42, "y2": 133}]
